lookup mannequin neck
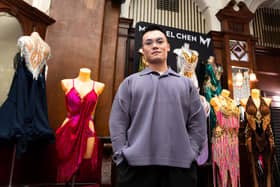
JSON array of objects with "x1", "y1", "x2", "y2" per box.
[
  {"x1": 31, "y1": 32, "x2": 40, "y2": 39},
  {"x1": 77, "y1": 68, "x2": 91, "y2": 82},
  {"x1": 251, "y1": 89, "x2": 261, "y2": 108},
  {"x1": 208, "y1": 56, "x2": 215, "y2": 64},
  {"x1": 251, "y1": 89, "x2": 260, "y2": 99},
  {"x1": 220, "y1": 89, "x2": 230, "y2": 98}
]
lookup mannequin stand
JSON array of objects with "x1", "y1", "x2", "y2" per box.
[
  {"x1": 71, "y1": 173, "x2": 76, "y2": 187},
  {"x1": 8, "y1": 145, "x2": 16, "y2": 187}
]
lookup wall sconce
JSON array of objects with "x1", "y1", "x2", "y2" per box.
[
  {"x1": 235, "y1": 70, "x2": 243, "y2": 87},
  {"x1": 249, "y1": 70, "x2": 258, "y2": 82}
]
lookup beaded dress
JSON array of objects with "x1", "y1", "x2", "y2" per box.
[
  {"x1": 212, "y1": 95, "x2": 240, "y2": 187},
  {"x1": 0, "y1": 32, "x2": 54, "y2": 156},
  {"x1": 245, "y1": 96, "x2": 274, "y2": 187}
]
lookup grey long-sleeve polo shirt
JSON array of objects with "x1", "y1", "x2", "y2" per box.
[{"x1": 109, "y1": 67, "x2": 207, "y2": 168}]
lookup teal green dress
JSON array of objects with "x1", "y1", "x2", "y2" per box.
[{"x1": 205, "y1": 63, "x2": 222, "y2": 130}]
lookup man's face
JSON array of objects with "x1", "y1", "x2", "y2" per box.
[{"x1": 141, "y1": 30, "x2": 170, "y2": 65}]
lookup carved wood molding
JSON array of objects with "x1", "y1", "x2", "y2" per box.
[
  {"x1": 216, "y1": 0, "x2": 254, "y2": 23},
  {"x1": 216, "y1": 0, "x2": 254, "y2": 34},
  {"x1": 0, "y1": 0, "x2": 55, "y2": 38},
  {"x1": 118, "y1": 17, "x2": 133, "y2": 37}
]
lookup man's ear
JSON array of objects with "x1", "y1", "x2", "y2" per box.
[
  {"x1": 138, "y1": 48, "x2": 143, "y2": 55},
  {"x1": 167, "y1": 43, "x2": 170, "y2": 52}
]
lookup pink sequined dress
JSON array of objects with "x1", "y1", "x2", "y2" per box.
[
  {"x1": 56, "y1": 79, "x2": 98, "y2": 182},
  {"x1": 212, "y1": 95, "x2": 240, "y2": 187}
]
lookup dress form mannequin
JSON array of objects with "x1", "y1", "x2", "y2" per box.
[
  {"x1": 210, "y1": 89, "x2": 240, "y2": 187},
  {"x1": 60, "y1": 68, "x2": 105, "y2": 158},
  {"x1": 204, "y1": 56, "x2": 223, "y2": 131},
  {"x1": 240, "y1": 88, "x2": 274, "y2": 187},
  {"x1": 173, "y1": 43, "x2": 199, "y2": 88},
  {"x1": 17, "y1": 32, "x2": 51, "y2": 79},
  {"x1": 240, "y1": 88, "x2": 271, "y2": 108},
  {"x1": 204, "y1": 56, "x2": 223, "y2": 100},
  {"x1": 210, "y1": 89, "x2": 231, "y2": 112},
  {"x1": 0, "y1": 32, "x2": 54, "y2": 157},
  {"x1": 56, "y1": 68, "x2": 105, "y2": 182}
]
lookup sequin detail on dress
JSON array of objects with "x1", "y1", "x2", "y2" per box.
[
  {"x1": 212, "y1": 95, "x2": 240, "y2": 187},
  {"x1": 245, "y1": 96, "x2": 274, "y2": 187}
]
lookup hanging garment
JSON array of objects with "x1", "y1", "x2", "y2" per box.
[
  {"x1": 0, "y1": 53, "x2": 54, "y2": 156},
  {"x1": 245, "y1": 96, "x2": 274, "y2": 187},
  {"x1": 204, "y1": 63, "x2": 222, "y2": 130},
  {"x1": 56, "y1": 79, "x2": 99, "y2": 182},
  {"x1": 212, "y1": 95, "x2": 240, "y2": 187}
]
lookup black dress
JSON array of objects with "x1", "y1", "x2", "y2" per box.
[{"x1": 0, "y1": 53, "x2": 54, "y2": 157}]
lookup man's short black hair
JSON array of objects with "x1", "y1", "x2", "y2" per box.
[{"x1": 142, "y1": 24, "x2": 167, "y2": 39}]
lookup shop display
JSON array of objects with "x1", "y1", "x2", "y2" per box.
[
  {"x1": 240, "y1": 89, "x2": 274, "y2": 187},
  {"x1": 211, "y1": 89, "x2": 240, "y2": 187},
  {"x1": 56, "y1": 68, "x2": 105, "y2": 183},
  {"x1": 174, "y1": 43, "x2": 199, "y2": 88},
  {"x1": 0, "y1": 32, "x2": 54, "y2": 156}
]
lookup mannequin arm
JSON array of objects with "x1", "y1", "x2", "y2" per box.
[
  {"x1": 94, "y1": 82, "x2": 105, "y2": 96},
  {"x1": 264, "y1": 97, "x2": 272, "y2": 106},
  {"x1": 61, "y1": 79, "x2": 71, "y2": 93}
]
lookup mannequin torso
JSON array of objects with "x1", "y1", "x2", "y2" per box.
[
  {"x1": 240, "y1": 88, "x2": 271, "y2": 108},
  {"x1": 241, "y1": 90, "x2": 274, "y2": 187},
  {"x1": 210, "y1": 89, "x2": 239, "y2": 116},
  {"x1": 61, "y1": 68, "x2": 105, "y2": 97},
  {"x1": 60, "y1": 68, "x2": 105, "y2": 158},
  {"x1": 17, "y1": 32, "x2": 51, "y2": 79},
  {"x1": 210, "y1": 89, "x2": 230, "y2": 112},
  {"x1": 210, "y1": 89, "x2": 240, "y2": 187}
]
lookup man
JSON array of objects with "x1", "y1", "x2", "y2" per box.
[{"x1": 109, "y1": 25, "x2": 207, "y2": 187}]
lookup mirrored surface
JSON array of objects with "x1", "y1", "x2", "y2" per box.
[
  {"x1": 231, "y1": 66, "x2": 250, "y2": 105},
  {"x1": 0, "y1": 12, "x2": 23, "y2": 106}
]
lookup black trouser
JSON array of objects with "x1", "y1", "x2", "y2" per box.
[{"x1": 116, "y1": 160, "x2": 197, "y2": 187}]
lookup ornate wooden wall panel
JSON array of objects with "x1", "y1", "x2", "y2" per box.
[
  {"x1": 95, "y1": 0, "x2": 120, "y2": 137},
  {"x1": 46, "y1": 0, "x2": 106, "y2": 131}
]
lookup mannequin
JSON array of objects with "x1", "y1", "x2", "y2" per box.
[
  {"x1": 204, "y1": 56, "x2": 223, "y2": 101},
  {"x1": 210, "y1": 89, "x2": 240, "y2": 187},
  {"x1": 0, "y1": 32, "x2": 54, "y2": 157},
  {"x1": 56, "y1": 68, "x2": 105, "y2": 182},
  {"x1": 204, "y1": 56, "x2": 223, "y2": 130},
  {"x1": 210, "y1": 89, "x2": 230, "y2": 112},
  {"x1": 174, "y1": 43, "x2": 199, "y2": 88},
  {"x1": 17, "y1": 32, "x2": 51, "y2": 79},
  {"x1": 60, "y1": 68, "x2": 104, "y2": 157},
  {"x1": 240, "y1": 88, "x2": 274, "y2": 187},
  {"x1": 240, "y1": 88, "x2": 271, "y2": 109}
]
